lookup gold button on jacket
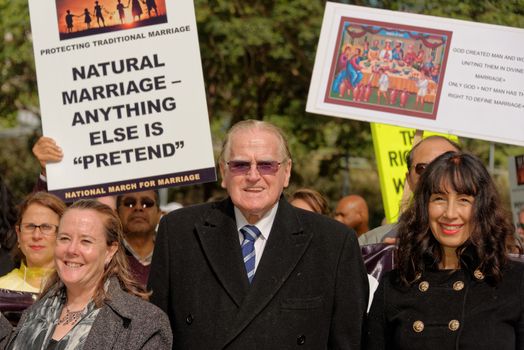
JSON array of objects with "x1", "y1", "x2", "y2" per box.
[
  {"x1": 453, "y1": 281, "x2": 464, "y2": 291},
  {"x1": 474, "y1": 269, "x2": 485, "y2": 280},
  {"x1": 413, "y1": 320, "x2": 424, "y2": 333},
  {"x1": 448, "y1": 319, "x2": 460, "y2": 331}
]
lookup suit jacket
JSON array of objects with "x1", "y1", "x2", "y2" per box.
[
  {"x1": 148, "y1": 197, "x2": 368, "y2": 349},
  {"x1": 6, "y1": 278, "x2": 172, "y2": 350}
]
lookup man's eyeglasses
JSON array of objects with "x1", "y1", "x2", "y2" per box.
[
  {"x1": 518, "y1": 223, "x2": 524, "y2": 230},
  {"x1": 227, "y1": 161, "x2": 282, "y2": 175},
  {"x1": 412, "y1": 163, "x2": 428, "y2": 176},
  {"x1": 121, "y1": 198, "x2": 157, "y2": 209},
  {"x1": 19, "y1": 223, "x2": 58, "y2": 236}
]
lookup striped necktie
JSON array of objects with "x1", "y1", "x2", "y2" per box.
[{"x1": 240, "y1": 225, "x2": 262, "y2": 283}]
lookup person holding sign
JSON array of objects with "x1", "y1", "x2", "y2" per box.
[
  {"x1": 148, "y1": 120, "x2": 368, "y2": 349},
  {"x1": 367, "y1": 152, "x2": 524, "y2": 349}
]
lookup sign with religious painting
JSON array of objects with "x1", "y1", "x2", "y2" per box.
[
  {"x1": 28, "y1": 0, "x2": 216, "y2": 201},
  {"x1": 326, "y1": 17, "x2": 451, "y2": 120},
  {"x1": 509, "y1": 155, "x2": 524, "y2": 226},
  {"x1": 307, "y1": 3, "x2": 524, "y2": 146}
]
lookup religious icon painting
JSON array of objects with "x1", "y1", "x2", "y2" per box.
[{"x1": 324, "y1": 17, "x2": 452, "y2": 120}]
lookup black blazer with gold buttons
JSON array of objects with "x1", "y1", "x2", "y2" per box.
[{"x1": 367, "y1": 257, "x2": 524, "y2": 350}]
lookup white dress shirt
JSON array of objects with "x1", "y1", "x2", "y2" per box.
[{"x1": 234, "y1": 203, "x2": 278, "y2": 273}]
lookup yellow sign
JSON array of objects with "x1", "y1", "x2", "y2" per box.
[{"x1": 371, "y1": 123, "x2": 458, "y2": 223}]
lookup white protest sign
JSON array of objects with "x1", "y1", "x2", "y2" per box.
[
  {"x1": 307, "y1": 3, "x2": 524, "y2": 146},
  {"x1": 28, "y1": 0, "x2": 216, "y2": 201}
]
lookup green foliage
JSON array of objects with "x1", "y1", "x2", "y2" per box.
[
  {"x1": 0, "y1": 0, "x2": 38, "y2": 128},
  {"x1": 0, "y1": 0, "x2": 522, "y2": 224},
  {"x1": 0, "y1": 0, "x2": 40, "y2": 203}
]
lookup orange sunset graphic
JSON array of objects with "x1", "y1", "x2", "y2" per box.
[{"x1": 56, "y1": 0, "x2": 168, "y2": 40}]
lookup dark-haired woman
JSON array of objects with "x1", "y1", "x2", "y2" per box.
[{"x1": 367, "y1": 151, "x2": 524, "y2": 350}]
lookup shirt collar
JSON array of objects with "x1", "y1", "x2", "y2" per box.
[
  {"x1": 122, "y1": 239, "x2": 153, "y2": 266},
  {"x1": 234, "y1": 202, "x2": 279, "y2": 241}
]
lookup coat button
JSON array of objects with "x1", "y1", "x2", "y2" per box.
[
  {"x1": 453, "y1": 281, "x2": 464, "y2": 291},
  {"x1": 448, "y1": 319, "x2": 460, "y2": 331},
  {"x1": 297, "y1": 335, "x2": 306, "y2": 345},
  {"x1": 474, "y1": 269, "x2": 485, "y2": 280},
  {"x1": 412, "y1": 320, "x2": 424, "y2": 333},
  {"x1": 418, "y1": 281, "x2": 429, "y2": 292},
  {"x1": 185, "y1": 314, "x2": 193, "y2": 324}
]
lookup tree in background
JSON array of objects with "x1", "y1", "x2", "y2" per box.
[{"x1": 0, "y1": 0, "x2": 522, "y2": 227}]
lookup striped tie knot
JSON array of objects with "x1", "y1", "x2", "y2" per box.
[
  {"x1": 240, "y1": 225, "x2": 261, "y2": 283},
  {"x1": 241, "y1": 225, "x2": 261, "y2": 242}
]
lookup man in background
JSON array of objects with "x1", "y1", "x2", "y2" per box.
[
  {"x1": 359, "y1": 135, "x2": 460, "y2": 245},
  {"x1": 117, "y1": 190, "x2": 161, "y2": 286},
  {"x1": 334, "y1": 194, "x2": 369, "y2": 236}
]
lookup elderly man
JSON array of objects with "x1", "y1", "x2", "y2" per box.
[
  {"x1": 334, "y1": 195, "x2": 369, "y2": 236},
  {"x1": 148, "y1": 120, "x2": 368, "y2": 349},
  {"x1": 359, "y1": 135, "x2": 460, "y2": 245}
]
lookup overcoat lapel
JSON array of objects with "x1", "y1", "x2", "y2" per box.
[
  {"x1": 222, "y1": 199, "x2": 313, "y2": 347},
  {"x1": 83, "y1": 306, "x2": 120, "y2": 350},
  {"x1": 195, "y1": 199, "x2": 250, "y2": 307},
  {"x1": 83, "y1": 279, "x2": 126, "y2": 349}
]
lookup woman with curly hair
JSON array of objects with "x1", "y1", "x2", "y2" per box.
[{"x1": 367, "y1": 151, "x2": 524, "y2": 349}]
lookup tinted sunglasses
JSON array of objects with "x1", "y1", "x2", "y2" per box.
[
  {"x1": 412, "y1": 163, "x2": 428, "y2": 176},
  {"x1": 227, "y1": 160, "x2": 282, "y2": 175},
  {"x1": 518, "y1": 223, "x2": 524, "y2": 230},
  {"x1": 121, "y1": 197, "x2": 156, "y2": 209}
]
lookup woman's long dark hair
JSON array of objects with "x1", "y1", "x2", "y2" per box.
[{"x1": 397, "y1": 151, "x2": 513, "y2": 286}]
